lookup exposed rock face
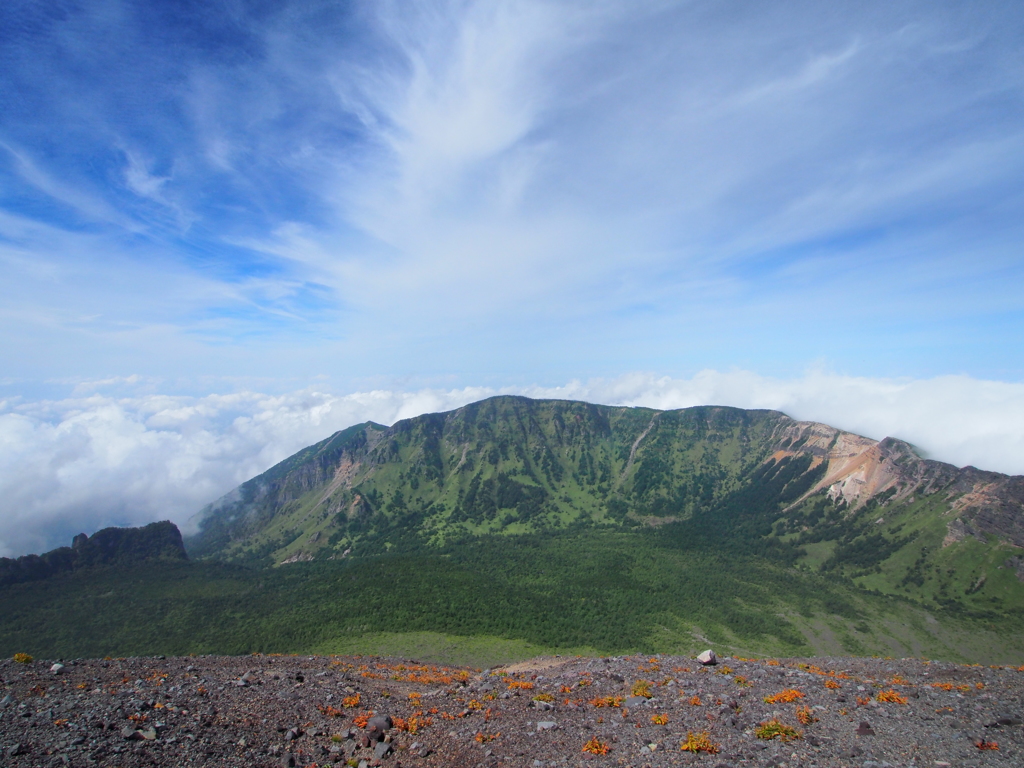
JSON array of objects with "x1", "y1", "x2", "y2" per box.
[
  {"x1": 948, "y1": 472, "x2": 1024, "y2": 548},
  {"x1": 186, "y1": 422, "x2": 387, "y2": 560},
  {"x1": 775, "y1": 420, "x2": 1024, "y2": 549},
  {"x1": 1005, "y1": 555, "x2": 1024, "y2": 582},
  {"x1": 0, "y1": 521, "x2": 186, "y2": 587}
]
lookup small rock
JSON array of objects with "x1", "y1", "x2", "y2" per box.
[
  {"x1": 366, "y1": 714, "x2": 393, "y2": 741},
  {"x1": 985, "y1": 716, "x2": 1023, "y2": 727},
  {"x1": 6, "y1": 743, "x2": 25, "y2": 757},
  {"x1": 374, "y1": 740, "x2": 392, "y2": 759},
  {"x1": 697, "y1": 650, "x2": 717, "y2": 666},
  {"x1": 532, "y1": 699, "x2": 554, "y2": 711},
  {"x1": 284, "y1": 727, "x2": 302, "y2": 741},
  {"x1": 0, "y1": 693, "x2": 13, "y2": 709},
  {"x1": 50, "y1": 663, "x2": 65, "y2": 674},
  {"x1": 856, "y1": 721, "x2": 875, "y2": 737},
  {"x1": 624, "y1": 696, "x2": 649, "y2": 708},
  {"x1": 281, "y1": 753, "x2": 296, "y2": 767},
  {"x1": 536, "y1": 721, "x2": 557, "y2": 731}
]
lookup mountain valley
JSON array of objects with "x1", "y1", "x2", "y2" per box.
[{"x1": 2, "y1": 396, "x2": 1023, "y2": 665}]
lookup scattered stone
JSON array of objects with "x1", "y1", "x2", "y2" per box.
[
  {"x1": 856, "y1": 721, "x2": 876, "y2": 736},
  {"x1": 50, "y1": 663, "x2": 65, "y2": 675},
  {"x1": 984, "y1": 716, "x2": 1022, "y2": 727},
  {"x1": 366, "y1": 714, "x2": 392, "y2": 741},
  {"x1": 0, "y1": 652, "x2": 1021, "y2": 768},
  {"x1": 697, "y1": 650, "x2": 717, "y2": 666}
]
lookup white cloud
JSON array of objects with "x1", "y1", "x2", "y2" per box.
[{"x1": 1, "y1": 370, "x2": 1022, "y2": 558}]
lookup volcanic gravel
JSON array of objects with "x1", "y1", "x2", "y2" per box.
[{"x1": 1, "y1": 652, "x2": 1022, "y2": 767}]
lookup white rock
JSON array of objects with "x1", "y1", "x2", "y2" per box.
[
  {"x1": 697, "y1": 649, "x2": 717, "y2": 666},
  {"x1": 50, "y1": 663, "x2": 65, "y2": 675}
]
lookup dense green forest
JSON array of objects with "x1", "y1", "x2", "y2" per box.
[{"x1": 3, "y1": 527, "x2": 1023, "y2": 665}]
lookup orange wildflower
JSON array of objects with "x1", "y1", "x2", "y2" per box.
[
  {"x1": 796, "y1": 706, "x2": 817, "y2": 725},
  {"x1": 877, "y1": 690, "x2": 908, "y2": 704},
  {"x1": 680, "y1": 731, "x2": 720, "y2": 754},
  {"x1": 764, "y1": 689, "x2": 804, "y2": 704}
]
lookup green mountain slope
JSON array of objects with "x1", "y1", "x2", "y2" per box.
[
  {"x1": 6, "y1": 395, "x2": 1021, "y2": 664},
  {"x1": 186, "y1": 396, "x2": 1024, "y2": 620},
  {"x1": 188, "y1": 397, "x2": 817, "y2": 560}
]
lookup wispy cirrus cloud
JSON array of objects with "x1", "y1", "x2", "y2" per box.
[{"x1": 1, "y1": 1, "x2": 1022, "y2": 386}]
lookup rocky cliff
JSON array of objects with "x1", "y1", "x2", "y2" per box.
[{"x1": 0, "y1": 521, "x2": 187, "y2": 587}]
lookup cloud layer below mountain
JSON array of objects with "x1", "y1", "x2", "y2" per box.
[{"x1": 2, "y1": 370, "x2": 1022, "y2": 558}]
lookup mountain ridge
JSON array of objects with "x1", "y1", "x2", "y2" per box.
[
  {"x1": 7, "y1": 395, "x2": 1020, "y2": 663},
  {"x1": 186, "y1": 395, "x2": 1024, "y2": 572}
]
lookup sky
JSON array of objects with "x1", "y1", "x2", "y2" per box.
[{"x1": 1, "y1": 0, "x2": 1023, "y2": 557}]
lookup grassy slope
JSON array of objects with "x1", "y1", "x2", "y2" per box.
[
  {"x1": 194, "y1": 400, "x2": 789, "y2": 564},
  {"x1": 784, "y1": 486, "x2": 1024, "y2": 618}
]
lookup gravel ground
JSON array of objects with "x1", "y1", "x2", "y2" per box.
[{"x1": 1, "y1": 652, "x2": 1022, "y2": 768}]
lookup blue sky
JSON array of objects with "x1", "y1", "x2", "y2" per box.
[{"x1": 1, "y1": 1, "x2": 1023, "y2": 555}]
